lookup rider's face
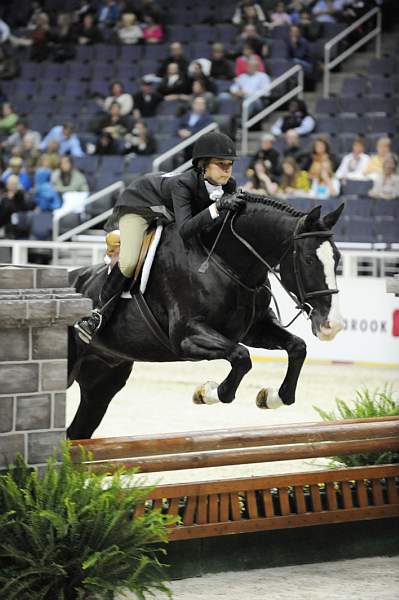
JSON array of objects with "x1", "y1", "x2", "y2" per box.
[{"x1": 205, "y1": 159, "x2": 233, "y2": 185}]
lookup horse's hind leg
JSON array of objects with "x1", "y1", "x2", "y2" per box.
[
  {"x1": 180, "y1": 319, "x2": 252, "y2": 404},
  {"x1": 67, "y1": 355, "x2": 133, "y2": 439},
  {"x1": 244, "y1": 308, "x2": 307, "y2": 409}
]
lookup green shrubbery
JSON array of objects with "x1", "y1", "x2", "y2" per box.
[
  {"x1": 313, "y1": 386, "x2": 399, "y2": 467},
  {"x1": 0, "y1": 444, "x2": 174, "y2": 600}
]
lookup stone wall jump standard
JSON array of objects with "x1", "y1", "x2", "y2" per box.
[{"x1": 0, "y1": 265, "x2": 92, "y2": 469}]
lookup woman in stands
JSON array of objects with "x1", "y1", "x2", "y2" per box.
[
  {"x1": 368, "y1": 154, "x2": 399, "y2": 200},
  {"x1": 51, "y1": 156, "x2": 89, "y2": 195},
  {"x1": 363, "y1": 136, "x2": 393, "y2": 179},
  {"x1": 277, "y1": 156, "x2": 310, "y2": 197},
  {"x1": 75, "y1": 131, "x2": 245, "y2": 343},
  {"x1": 271, "y1": 99, "x2": 315, "y2": 137},
  {"x1": 242, "y1": 159, "x2": 278, "y2": 195},
  {"x1": 305, "y1": 136, "x2": 337, "y2": 175}
]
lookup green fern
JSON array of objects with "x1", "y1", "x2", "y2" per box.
[
  {"x1": 0, "y1": 444, "x2": 175, "y2": 600},
  {"x1": 313, "y1": 385, "x2": 399, "y2": 467}
]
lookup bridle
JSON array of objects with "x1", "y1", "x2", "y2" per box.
[{"x1": 229, "y1": 213, "x2": 339, "y2": 327}]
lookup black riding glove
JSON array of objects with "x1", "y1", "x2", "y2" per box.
[{"x1": 215, "y1": 192, "x2": 246, "y2": 213}]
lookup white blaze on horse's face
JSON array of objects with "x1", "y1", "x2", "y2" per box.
[{"x1": 315, "y1": 241, "x2": 344, "y2": 341}]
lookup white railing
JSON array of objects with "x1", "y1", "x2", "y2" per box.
[
  {"x1": 241, "y1": 65, "x2": 304, "y2": 155},
  {"x1": 0, "y1": 240, "x2": 105, "y2": 266},
  {"x1": 323, "y1": 7, "x2": 381, "y2": 98},
  {"x1": 0, "y1": 239, "x2": 397, "y2": 277},
  {"x1": 152, "y1": 122, "x2": 218, "y2": 173},
  {"x1": 53, "y1": 181, "x2": 124, "y2": 241}
]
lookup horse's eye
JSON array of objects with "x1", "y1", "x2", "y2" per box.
[{"x1": 305, "y1": 256, "x2": 314, "y2": 265}]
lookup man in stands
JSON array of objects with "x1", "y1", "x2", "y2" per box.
[
  {"x1": 40, "y1": 122, "x2": 84, "y2": 158},
  {"x1": 335, "y1": 137, "x2": 370, "y2": 183},
  {"x1": 133, "y1": 75, "x2": 162, "y2": 118},
  {"x1": 157, "y1": 41, "x2": 189, "y2": 78},
  {"x1": 230, "y1": 57, "x2": 271, "y2": 112},
  {"x1": 4, "y1": 120, "x2": 41, "y2": 152}
]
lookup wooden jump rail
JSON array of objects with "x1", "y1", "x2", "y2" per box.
[{"x1": 71, "y1": 417, "x2": 399, "y2": 541}]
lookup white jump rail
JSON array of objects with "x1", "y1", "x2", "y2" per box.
[
  {"x1": 0, "y1": 240, "x2": 105, "y2": 266},
  {"x1": 152, "y1": 122, "x2": 218, "y2": 173},
  {"x1": 241, "y1": 65, "x2": 304, "y2": 156},
  {"x1": 323, "y1": 7, "x2": 381, "y2": 98}
]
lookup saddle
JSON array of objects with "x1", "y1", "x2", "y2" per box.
[{"x1": 105, "y1": 225, "x2": 162, "y2": 293}]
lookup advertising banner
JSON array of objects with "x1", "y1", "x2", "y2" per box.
[{"x1": 252, "y1": 277, "x2": 399, "y2": 366}]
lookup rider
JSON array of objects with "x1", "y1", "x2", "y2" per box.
[{"x1": 75, "y1": 131, "x2": 246, "y2": 343}]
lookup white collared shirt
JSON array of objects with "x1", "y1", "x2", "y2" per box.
[{"x1": 205, "y1": 180, "x2": 224, "y2": 219}]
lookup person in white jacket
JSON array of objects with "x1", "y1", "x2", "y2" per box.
[{"x1": 335, "y1": 137, "x2": 369, "y2": 182}]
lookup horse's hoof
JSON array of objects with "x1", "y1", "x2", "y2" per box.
[
  {"x1": 193, "y1": 381, "x2": 220, "y2": 405},
  {"x1": 256, "y1": 388, "x2": 284, "y2": 409}
]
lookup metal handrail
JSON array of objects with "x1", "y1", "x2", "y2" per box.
[
  {"x1": 323, "y1": 7, "x2": 381, "y2": 98},
  {"x1": 241, "y1": 65, "x2": 304, "y2": 155},
  {"x1": 53, "y1": 181, "x2": 124, "y2": 241},
  {"x1": 152, "y1": 122, "x2": 218, "y2": 172}
]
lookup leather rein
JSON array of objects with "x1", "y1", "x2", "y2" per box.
[{"x1": 228, "y1": 212, "x2": 339, "y2": 328}]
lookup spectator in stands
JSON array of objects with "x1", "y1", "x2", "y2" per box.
[
  {"x1": 133, "y1": 76, "x2": 162, "y2": 118},
  {"x1": 0, "y1": 45, "x2": 19, "y2": 80},
  {"x1": 0, "y1": 18, "x2": 10, "y2": 44},
  {"x1": 41, "y1": 140, "x2": 61, "y2": 170},
  {"x1": 190, "y1": 79, "x2": 217, "y2": 114},
  {"x1": 95, "y1": 101, "x2": 131, "y2": 140},
  {"x1": 307, "y1": 136, "x2": 337, "y2": 175},
  {"x1": 40, "y1": 123, "x2": 84, "y2": 157},
  {"x1": 52, "y1": 13, "x2": 76, "y2": 62},
  {"x1": 116, "y1": 12, "x2": 143, "y2": 45},
  {"x1": 136, "y1": 0, "x2": 164, "y2": 24},
  {"x1": 0, "y1": 101, "x2": 18, "y2": 134},
  {"x1": 237, "y1": 24, "x2": 267, "y2": 56},
  {"x1": 230, "y1": 57, "x2": 271, "y2": 111},
  {"x1": 248, "y1": 133, "x2": 280, "y2": 179},
  {"x1": 242, "y1": 160, "x2": 277, "y2": 195},
  {"x1": 287, "y1": 25, "x2": 314, "y2": 75},
  {"x1": 76, "y1": 12, "x2": 103, "y2": 45},
  {"x1": 210, "y1": 44, "x2": 234, "y2": 81},
  {"x1": 368, "y1": 154, "x2": 399, "y2": 200},
  {"x1": 232, "y1": 1, "x2": 267, "y2": 32},
  {"x1": 287, "y1": 0, "x2": 304, "y2": 25},
  {"x1": 234, "y1": 42, "x2": 265, "y2": 76},
  {"x1": 33, "y1": 167, "x2": 63, "y2": 212},
  {"x1": 297, "y1": 9, "x2": 322, "y2": 41},
  {"x1": 277, "y1": 156, "x2": 311, "y2": 196},
  {"x1": 124, "y1": 120, "x2": 157, "y2": 155},
  {"x1": 158, "y1": 62, "x2": 190, "y2": 100},
  {"x1": 363, "y1": 136, "x2": 392, "y2": 179},
  {"x1": 176, "y1": 97, "x2": 212, "y2": 141},
  {"x1": 29, "y1": 12, "x2": 52, "y2": 62},
  {"x1": 51, "y1": 156, "x2": 89, "y2": 195},
  {"x1": 0, "y1": 175, "x2": 35, "y2": 239},
  {"x1": 271, "y1": 99, "x2": 315, "y2": 137},
  {"x1": 74, "y1": 1, "x2": 97, "y2": 22},
  {"x1": 309, "y1": 159, "x2": 340, "y2": 199},
  {"x1": 99, "y1": 81, "x2": 133, "y2": 116},
  {"x1": 4, "y1": 120, "x2": 41, "y2": 151},
  {"x1": 188, "y1": 60, "x2": 217, "y2": 94},
  {"x1": 95, "y1": 131, "x2": 119, "y2": 155},
  {"x1": 157, "y1": 42, "x2": 189, "y2": 78},
  {"x1": 282, "y1": 129, "x2": 309, "y2": 168},
  {"x1": 270, "y1": 1, "x2": 292, "y2": 28},
  {"x1": 335, "y1": 137, "x2": 369, "y2": 182},
  {"x1": 1, "y1": 156, "x2": 32, "y2": 191},
  {"x1": 98, "y1": 0, "x2": 121, "y2": 28},
  {"x1": 312, "y1": 0, "x2": 342, "y2": 23},
  {"x1": 142, "y1": 12, "x2": 164, "y2": 43}
]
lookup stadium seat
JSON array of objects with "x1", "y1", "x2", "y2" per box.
[
  {"x1": 368, "y1": 57, "x2": 398, "y2": 76},
  {"x1": 338, "y1": 116, "x2": 368, "y2": 135},
  {"x1": 341, "y1": 78, "x2": 368, "y2": 97},
  {"x1": 343, "y1": 216, "x2": 375, "y2": 243},
  {"x1": 341, "y1": 195, "x2": 373, "y2": 217},
  {"x1": 366, "y1": 116, "x2": 397, "y2": 135},
  {"x1": 341, "y1": 180, "x2": 373, "y2": 197},
  {"x1": 375, "y1": 218, "x2": 398, "y2": 244},
  {"x1": 369, "y1": 77, "x2": 395, "y2": 96},
  {"x1": 315, "y1": 97, "x2": 339, "y2": 116}
]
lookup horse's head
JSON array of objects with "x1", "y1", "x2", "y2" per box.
[{"x1": 280, "y1": 204, "x2": 344, "y2": 341}]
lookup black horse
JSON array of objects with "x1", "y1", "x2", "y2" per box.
[{"x1": 67, "y1": 196, "x2": 344, "y2": 439}]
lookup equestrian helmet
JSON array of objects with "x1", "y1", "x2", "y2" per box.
[{"x1": 192, "y1": 131, "x2": 239, "y2": 165}]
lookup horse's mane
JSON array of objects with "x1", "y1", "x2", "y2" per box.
[{"x1": 241, "y1": 192, "x2": 306, "y2": 218}]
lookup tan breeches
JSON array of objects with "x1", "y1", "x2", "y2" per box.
[{"x1": 118, "y1": 213, "x2": 149, "y2": 278}]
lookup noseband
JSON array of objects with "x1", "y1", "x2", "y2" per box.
[{"x1": 230, "y1": 213, "x2": 338, "y2": 325}]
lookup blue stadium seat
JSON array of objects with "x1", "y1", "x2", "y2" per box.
[
  {"x1": 366, "y1": 116, "x2": 397, "y2": 135},
  {"x1": 343, "y1": 216, "x2": 375, "y2": 243},
  {"x1": 341, "y1": 180, "x2": 373, "y2": 197},
  {"x1": 269, "y1": 39, "x2": 289, "y2": 59},
  {"x1": 372, "y1": 199, "x2": 399, "y2": 219},
  {"x1": 365, "y1": 97, "x2": 396, "y2": 116},
  {"x1": 341, "y1": 78, "x2": 367, "y2": 97},
  {"x1": 120, "y1": 45, "x2": 143, "y2": 62},
  {"x1": 369, "y1": 77, "x2": 395, "y2": 96},
  {"x1": 368, "y1": 57, "x2": 398, "y2": 75},
  {"x1": 341, "y1": 196, "x2": 373, "y2": 217},
  {"x1": 93, "y1": 44, "x2": 119, "y2": 62},
  {"x1": 375, "y1": 218, "x2": 398, "y2": 244},
  {"x1": 338, "y1": 116, "x2": 368, "y2": 135},
  {"x1": 315, "y1": 97, "x2": 339, "y2": 116}
]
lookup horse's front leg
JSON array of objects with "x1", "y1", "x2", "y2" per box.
[
  {"x1": 244, "y1": 308, "x2": 307, "y2": 409},
  {"x1": 179, "y1": 319, "x2": 252, "y2": 404}
]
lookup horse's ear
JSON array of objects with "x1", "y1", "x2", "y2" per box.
[
  {"x1": 303, "y1": 205, "x2": 321, "y2": 229},
  {"x1": 323, "y1": 202, "x2": 345, "y2": 229}
]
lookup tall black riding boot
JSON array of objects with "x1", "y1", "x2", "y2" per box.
[{"x1": 74, "y1": 263, "x2": 130, "y2": 344}]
